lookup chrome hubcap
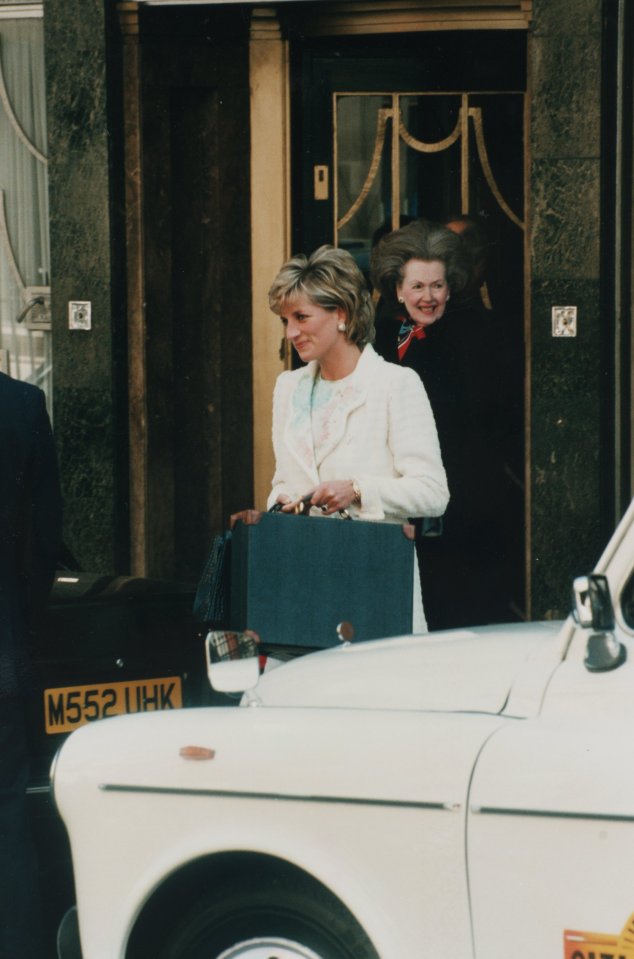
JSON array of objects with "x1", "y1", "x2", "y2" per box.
[{"x1": 217, "y1": 938, "x2": 324, "y2": 959}]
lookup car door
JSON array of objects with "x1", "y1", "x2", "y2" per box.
[{"x1": 466, "y1": 506, "x2": 634, "y2": 958}]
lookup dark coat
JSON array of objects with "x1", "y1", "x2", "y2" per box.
[
  {"x1": 375, "y1": 298, "x2": 513, "y2": 528},
  {"x1": 374, "y1": 298, "x2": 518, "y2": 627},
  {"x1": 0, "y1": 373, "x2": 62, "y2": 697}
]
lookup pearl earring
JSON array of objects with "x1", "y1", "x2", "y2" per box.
[
  {"x1": 337, "y1": 322, "x2": 346, "y2": 332},
  {"x1": 398, "y1": 297, "x2": 404, "y2": 304}
]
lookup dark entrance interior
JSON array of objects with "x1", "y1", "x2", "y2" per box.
[
  {"x1": 288, "y1": 28, "x2": 527, "y2": 626},
  {"x1": 136, "y1": 6, "x2": 253, "y2": 582}
]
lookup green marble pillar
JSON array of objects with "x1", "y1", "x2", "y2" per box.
[
  {"x1": 44, "y1": 0, "x2": 127, "y2": 572},
  {"x1": 529, "y1": 0, "x2": 604, "y2": 617}
]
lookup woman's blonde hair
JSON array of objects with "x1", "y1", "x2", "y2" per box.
[{"x1": 268, "y1": 244, "x2": 375, "y2": 347}]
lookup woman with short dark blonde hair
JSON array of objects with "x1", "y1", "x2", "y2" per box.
[{"x1": 268, "y1": 244, "x2": 375, "y2": 348}]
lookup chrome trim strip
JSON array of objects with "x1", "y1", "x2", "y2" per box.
[
  {"x1": 100, "y1": 783, "x2": 459, "y2": 811},
  {"x1": 26, "y1": 783, "x2": 51, "y2": 796},
  {"x1": 471, "y1": 804, "x2": 634, "y2": 823}
]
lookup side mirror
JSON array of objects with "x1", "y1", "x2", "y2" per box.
[
  {"x1": 572, "y1": 574, "x2": 615, "y2": 631},
  {"x1": 572, "y1": 574, "x2": 626, "y2": 673},
  {"x1": 583, "y1": 633, "x2": 626, "y2": 673},
  {"x1": 205, "y1": 630, "x2": 261, "y2": 694},
  {"x1": 207, "y1": 658, "x2": 261, "y2": 694}
]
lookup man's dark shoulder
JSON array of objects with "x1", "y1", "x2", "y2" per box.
[{"x1": 0, "y1": 372, "x2": 45, "y2": 417}]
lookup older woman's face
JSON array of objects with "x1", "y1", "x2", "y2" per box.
[{"x1": 397, "y1": 258, "x2": 449, "y2": 327}]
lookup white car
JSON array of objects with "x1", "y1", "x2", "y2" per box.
[{"x1": 53, "y1": 501, "x2": 634, "y2": 959}]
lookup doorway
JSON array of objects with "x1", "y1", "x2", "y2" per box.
[
  {"x1": 289, "y1": 30, "x2": 527, "y2": 626},
  {"x1": 134, "y1": 5, "x2": 254, "y2": 581}
]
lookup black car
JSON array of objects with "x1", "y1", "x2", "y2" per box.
[{"x1": 26, "y1": 570, "x2": 209, "y2": 958}]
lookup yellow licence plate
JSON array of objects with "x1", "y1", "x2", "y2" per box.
[{"x1": 44, "y1": 676, "x2": 183, "y2": 734}]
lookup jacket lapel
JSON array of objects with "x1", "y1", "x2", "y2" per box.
[
  {"x1": 282, "y1": 350, "x2": 373, "y2": 478},
  {"x1": 283, "y1": 364, "x2": 320, "y2": 484},
  {"x1": 312, "y1": 372, "x2": 366, "y2": 466}
]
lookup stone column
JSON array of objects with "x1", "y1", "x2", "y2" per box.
[
  {"x1": 44, "y1": 0, "x2": 127, "y2": 571},
  {"x1": 528, "y1": 0, "x2": 603, "y2": 617},
  {"x1": 249, "y1": 6, "x2": 290, "y2": 509}
]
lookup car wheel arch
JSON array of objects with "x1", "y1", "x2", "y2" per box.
[{"x1": 124, "y1": 850, "x2": 378, "y2": 959}]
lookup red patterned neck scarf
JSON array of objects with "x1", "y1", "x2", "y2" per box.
[{"x1": 397, "y1": 315, "x2": 426, "y2": 361}]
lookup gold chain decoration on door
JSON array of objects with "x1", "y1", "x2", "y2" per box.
[{"x1": 334, "y1": 92, "x2": 524, "y2": 243}]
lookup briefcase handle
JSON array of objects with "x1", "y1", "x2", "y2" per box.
[
  {"x1": 269, "y1": 491, "x2": 353, "y2": 519},
  {"x1": 229, "y1": 509, "x2": 264, "y2": 529},
  {"x1": 232, "y1": 504, "x2": 415, "y2": 541},
  {"x1": 228, "y1": 504, "x2": 316, "y2": 526}
]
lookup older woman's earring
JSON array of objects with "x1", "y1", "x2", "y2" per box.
[
  {"x1": 337, "y1": 322, "x2": 346, "y2": 332},
  {"x1": 398, "y1": 297, "x2": 404, "y2": 304}
]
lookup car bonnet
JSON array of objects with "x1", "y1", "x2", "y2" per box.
[{"x1": 251, "y1": 622, "x2": 563, "y2": 715}]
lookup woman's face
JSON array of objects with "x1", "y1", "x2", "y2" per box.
[
  {"x1": 396, "y1": 258, "x2": 449, "y2": 327},
  {"x1": 279, "y1": 293, "x2": 345, "y2": 365}
]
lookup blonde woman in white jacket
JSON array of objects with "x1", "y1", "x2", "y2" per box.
[{"x1": 267, "y1": 245, "x2": 449, "y2": 632}]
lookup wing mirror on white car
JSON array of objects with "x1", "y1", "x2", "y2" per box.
[
  {"x1": 205, "y1": 630, "x2": 261, "y2": 694},
  {"x1": 572, "y1": 574, "x2": 626, "y2": 672}
]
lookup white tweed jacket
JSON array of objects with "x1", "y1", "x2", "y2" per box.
[{"x1": 267, "y1": 344, "x2": 449, "y2": 524}]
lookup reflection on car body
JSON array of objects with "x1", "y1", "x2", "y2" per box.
[{"x1": 52, "y1": 499, "x2": 634, "y2": 959}]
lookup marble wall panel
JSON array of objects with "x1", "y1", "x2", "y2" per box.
[
  {"x1": 531, "y1": 0, "x2": 602, "y2": 37},
  {"x1": 528, "y1": 0, "x2": 606, "y2": 618},
  {"x1": 531, "y1": 158, "x2": 601, "y2": 279},
  {"x1": 53, "y1": 387, "x2": 123, "y2": 570},
  {"x1": 530, "y1": 277, "x2": 605, "y2": 615},
  {"x1": 531, "y1": 34, "x2": 601, "y2": 159},
  {"x1": 45, "y1": 0, "x2": 126, "y2": 572}
]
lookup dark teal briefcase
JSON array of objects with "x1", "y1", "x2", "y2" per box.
[{"x1": 229, "y1": 511, "x2": 414, "y2": 648}]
